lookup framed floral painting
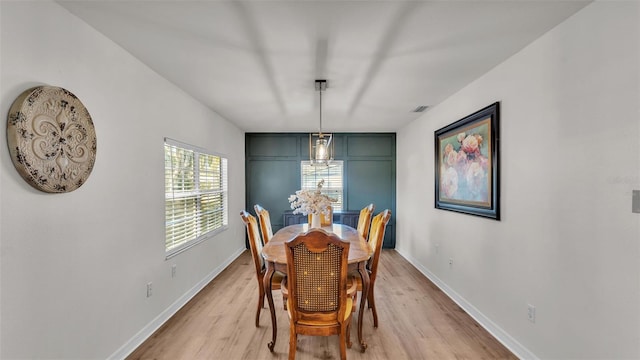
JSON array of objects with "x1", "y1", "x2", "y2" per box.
[{"x1": 434, "y1": 102, "x2": 500, "y2": 220}]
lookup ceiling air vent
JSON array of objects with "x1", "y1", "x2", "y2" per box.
[{"x1": 412, "y1": 105, "x2": 429, "y2": 113}]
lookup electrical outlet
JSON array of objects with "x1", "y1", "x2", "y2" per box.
[
  {"x1": 171, "y1": 264, "x2": 177, "y2": 278},
  {"x1": 527, "y1": 304, "x2": 536, "y2": 323},
  {"x1": 449, "y1": 258, "x2": 453, "y2": 266},
  {"x1": 146, "y1": 282, "x2": 153, "y2": 298},
  {"x1": 435, "y1": 243, "x2": 440, "y2": 254}
]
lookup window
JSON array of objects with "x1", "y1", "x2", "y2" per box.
[
  {"x1": 164, "y1": 138, "x2": 228, "y2": 257},
  {"x1": 301, "y1": 161, "x2": 343, "y2": 211}
]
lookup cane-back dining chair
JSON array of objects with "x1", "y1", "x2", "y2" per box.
[
  {"x1": 240, "y1": 210, "x2": 286, "y2": 327},
  {"x1": 356, "y1": 204, "x2": 375, "y2": 240},
  {"x1": 357, "y1": 209, "x2": 391, "y2": 328},
  {"x1": 254, "y1": 204, "x2": 273, "y2": 245},
  {"x1": 283, "y1": 229, "x2": 354, "y2": 360},
  {"x1": 308, "y1": 205, "x2": 333, "y2": 226}
]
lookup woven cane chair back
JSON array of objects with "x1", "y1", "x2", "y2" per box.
[{"x1": 291, "y1": 242, "x2": 343, "y2": 312}]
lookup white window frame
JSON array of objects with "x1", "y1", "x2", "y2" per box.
[
  {"x1": 164, "y1": 138, "x2": 228, "y2": 258},
  {"x1": 300, "y1": 161, "x2": 344, "y2": 212}
]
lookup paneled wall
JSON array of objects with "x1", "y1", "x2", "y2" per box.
[{"x1": 246, "y1": 133, "x2": 396, "y2": 248}]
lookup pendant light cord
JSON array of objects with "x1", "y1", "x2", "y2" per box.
[{"x1": 319, "y1": 86, "x2": 323, "y2": 135}]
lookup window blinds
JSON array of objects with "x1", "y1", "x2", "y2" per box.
[
  {"x1": 301, "y1": 161, "x2": 343, "y2": 211},
  {"x1": 165, "y1": 139, "x2": 228, "y2": 257}
]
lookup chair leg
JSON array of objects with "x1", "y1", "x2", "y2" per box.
[
  {"x1": 339, "y1": 325, "x2": 348, "y2": 360},
  {"x1": 255, "y1": 300, "x2": 261, "y2": 328},
  {"x1": 352, "y1": 291, "x2": 358, "y2": 313},
  {"x1": 346, "y1": 319, "x2": 353, "y2": 349},
  {"x1": 281, "y1": 276, "x2": 289, "y2": 310},
  {"x1": 368, "y1": 286, "x2": 378, "y2": 328},
  {"x1": 256, "y1": 281, "x2": 265, "y2": 327},
  {"x1": 288, "y1": 327, "x2": 297, "y2": 360}
]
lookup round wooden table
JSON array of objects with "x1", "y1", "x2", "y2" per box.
[{"x1": 261, "y1": 223, "x2": 373, "y2": 352}]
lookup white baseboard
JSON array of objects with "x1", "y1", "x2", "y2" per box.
[
  {"x1": 107, "y1": 247, "x2": 246, "y2": 360},
  {"x1": 395, "y1": 249, "x2": 538, "y2": 360}
]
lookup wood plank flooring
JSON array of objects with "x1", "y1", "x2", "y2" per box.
[{"x1": 127, "y1": 250, "x2": 517, "y2": 360}]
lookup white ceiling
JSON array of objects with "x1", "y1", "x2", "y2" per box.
[{"x1": 57, "y1": 0, "x2": 589, "y2": 133}]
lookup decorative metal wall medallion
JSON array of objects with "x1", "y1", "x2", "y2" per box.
[{"x1": 7, "y1": 86, "x2": 97, "y2": 193}]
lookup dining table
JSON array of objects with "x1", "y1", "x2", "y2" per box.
[{"x1": 261, "y1": 223, "x2": 373, "y2": 352}]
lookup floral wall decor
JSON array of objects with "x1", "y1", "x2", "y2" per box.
[
  {"x1": 434, "y1": 102, "x2": 500, "y2": 219},
  {"x1": 6, "y1": 86, "x2": 97, "y2": 193}
]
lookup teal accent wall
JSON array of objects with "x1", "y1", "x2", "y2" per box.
[{"x1": 246, "y1": 133, "x2": 396, "y2": 248}]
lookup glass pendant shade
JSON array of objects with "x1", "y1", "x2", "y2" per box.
[
  {"x1": 309, "y1": 133, "x2": 333, "y2": 165},
  {"x1": 315, "y1": 138, "x2": 328, "y2": 161}
]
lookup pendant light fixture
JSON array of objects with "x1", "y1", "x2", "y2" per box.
[{"x1": 310, "y1": 79, "x2": 333, "y2": 166}]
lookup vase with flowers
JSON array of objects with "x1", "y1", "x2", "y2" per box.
[{"x1": 288, "y1": 179, "x2": 336, "y2": 228}]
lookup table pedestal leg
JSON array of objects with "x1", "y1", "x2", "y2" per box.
[
  {"x1": 263, "y1": 263, "x2": 277, "y2": 352},
  {"x1": 357, "y1": 262, "x2": 370, "y2": 352}
]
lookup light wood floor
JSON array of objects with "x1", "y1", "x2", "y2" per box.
[{"x1": 127, "y1": 250, "x2": 517, "y2": 360}]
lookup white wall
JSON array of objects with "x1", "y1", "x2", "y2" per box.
[
  {"x1": 397, "y1": 1, "x2": 640, "y2": 359},
  {"x1": 0, "y1": 2, "x2": 246, "y2": 359}
]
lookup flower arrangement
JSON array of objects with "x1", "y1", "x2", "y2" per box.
[{"x1": 288, "y1": 179, "x2": 336, "y2": 216}]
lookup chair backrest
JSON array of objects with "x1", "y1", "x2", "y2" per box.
[
  {"x1": 308, "y1": 205, "x2": 333, "y2": 226},
  {"x1": 240, "y1": 210, "x2": 265, "y2": 277},
  {"x1": 367, "y1": 209, "x2": 392, "y2": 281},
  {"x1": 356, "y1": 203, "x2": 375, "y2": 240},
  {"x1": 253, "y1": 204, "x2": 273, "y2": 245},
  {"x1": 285, "y1": 228, "x2": 350, "y2": 322}
]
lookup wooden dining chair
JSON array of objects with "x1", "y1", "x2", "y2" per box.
[
  {"x1": 254, "y1": 204, "x2": 273, "y2": 245},
  {"x1": 356, "y1": 209, "x2": 391, "y2": 328},
  {"x1": 308, "y1": 205, "x2": 333, "y2": 226},
  {"x1": 282, "y1": 229, "x2": 354, "y2": 360},
  {"x1": 356, "y1": 204, "x2": 375, "y2": 240},
  {"x1": 240, "y1": 210, "x2": 286, "y2": 327}
]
